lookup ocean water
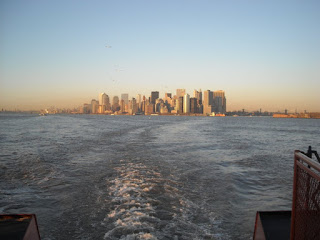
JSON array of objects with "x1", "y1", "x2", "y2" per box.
[{"x1": 0, "y1": 114, "x2": 319, "y2": 240}]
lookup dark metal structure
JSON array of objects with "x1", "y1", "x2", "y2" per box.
[
  {"x1": 253, "y1": 211, "x2": 291, "y2": 240},
  {"x1": 0, "y1": 214, "x2": 41, "y2": 240},
  {"x1": 253, "y1": 147, "x2": 320, "y2": 240},
  {"x1": 290, "y1": 150, "x2": 320, "y2": 239}
]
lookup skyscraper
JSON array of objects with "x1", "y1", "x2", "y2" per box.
[
  {"x1": 203, "y1": 90, "x2": 213, "y2": 115},
  {"x1": 91, "y1": 99, "x2": 99, "y2": 114},
  {"x1": 194, "y1": 89, "x2": 202, "y2": 105},
  {"x1": 121, "y1": 94, "x2": 129, "y2": 105},
  {"x1": 99, "y1": 93, "x2": 108, "y2": 105},
  {"x1": 164, "y1": 93, "x2": 172, "y2": 110},
  {"x1": 120, "y1": 99, "x2": 125, "y2": 113},
  {"x1": 129, "y1": 98, "x2": 138, "y2": 115},
  {"x1": 141, "y1": 95, "x2": 146, "y2": 112},
  {"x1": 160, "y1": 103, "x2": 169, "y2": 114},
  {"x1": 112, "y1": 96, "x2": 120, "y2": 111},
  {"x1": 82, "y1": 103, "x2": 90, "y2": 114},
  {"x1": 203, "y1": 90, "x2": 213, "y2": 106},
  {"x1": 176, "y1": 89, "x2": 186, "y2": 98},
  {"x1": 213, "y1": 90, "x2": 226, "y2": 113},
  {"x1": 178, "y1": 96, "x2": 184, "y2": 114},
  {"x1": 145, "y1": 100, "x2": 154, "y2": 114},
  {"x1": 99, "y1": 93, "x2": 109, "y2": 113},
  {"x1": 151, "y1": 91, "x2": 159, "y2": 104},
  {"x1": 190, "y1": 97, "x2": 198, "y2": 113},
  {"x1": 136, "y1": 94, "x2": 142, "y2": 104},
  {"x1": 136, "y1": 94, "x2": 142, "y2": 112},
  {"x1": 155, "y1": 99, "x2": 162, "y2": 113},
  {"x1": 183, "y1": 94, "x2": 190, "y2": 113},
  {"x1": 105, "y1": 95, "x2": 111, "y2": 110},
  {"x1": 165, "y1": 93, "x2": 172, "y2": 99}
]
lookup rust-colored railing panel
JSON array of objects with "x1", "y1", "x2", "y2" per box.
[{"x1": 290, "y1": 151, "x2": 320, "y2": 240}]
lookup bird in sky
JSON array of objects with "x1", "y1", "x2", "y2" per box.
[{"x1": 114, "y1": 64, "x2": 124, "y2": 72}]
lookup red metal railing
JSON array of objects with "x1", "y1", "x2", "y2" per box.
[{"x1": 290, "y1": 151, "x2": 320, "y2": 240}]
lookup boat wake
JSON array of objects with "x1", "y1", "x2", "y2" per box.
[{"x1": 103, "y1": 160, "x2": 217, "y2": 240}]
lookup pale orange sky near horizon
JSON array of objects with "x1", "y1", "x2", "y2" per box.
[
  {"x1": 1, "y1": 1, "x2": 319, "y2": 112},
  {"x1": 0, "y1": 85, "x2": 318, "y2": 112}
]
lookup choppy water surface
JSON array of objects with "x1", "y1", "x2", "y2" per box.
[{"x1": 1, "y1": 114, "x2": 319, "y2": 239}]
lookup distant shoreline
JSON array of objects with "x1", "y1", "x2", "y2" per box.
[
  {"x1": 273, "y1": 113, "x2": 320, "y2": 119},
  {"x1": 1, "y1": 111, "x2": 320, "y2": 119}
]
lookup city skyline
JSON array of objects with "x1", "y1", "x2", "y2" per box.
[
  {"x1": 0, "y1": 86, "x2": 318, "y2": 113},
  {"x1": 1, "y1": 1, "x2": 319, "y2": 112},
  {"x1": 77, "y1": 88, "x2": 227, "y2": 115}
]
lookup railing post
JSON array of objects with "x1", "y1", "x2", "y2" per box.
[{"x1": 290, "y1": 150, "x2": 299, "y2": 240}]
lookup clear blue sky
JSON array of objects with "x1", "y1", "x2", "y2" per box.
[{"x1": 1, "y1": 0, "x2": 319, "y2": 111}]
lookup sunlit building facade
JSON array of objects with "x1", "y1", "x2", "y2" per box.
[
  {"x1": 81, "y1": 88, "x2": 226, "y2": 115},
  {"x1": 176, "y1": 89, "x2": 186, "y2": 98},
  {"x1": 203, "y1": 90, "x2": 213, "y2": 116},
  {"x1": 112, "y1": 96, "x2": 120, "y2": 112},
  {"x1": 91, "y1": 99, "x2": 99, "y2": 114},
  {"x1": 177, "y1": 96, "x2": 184, "y2": 114},
  {"x1": 121, "y1": 94, "x2": 129, "y2": 105},
  {"x1": 183, "y1": 94, "x2": 190, "y2": 113},
  {"x1": 213, "y1": 90, "x2": 226, "y2": 113}
]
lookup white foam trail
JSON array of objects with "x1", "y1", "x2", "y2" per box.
[
  {"x1": 104, "y1": 162, "x2": 159, "y2": 239},
  {"x1": 103, "y1": 161, "x2": 220, "y2": 239}
]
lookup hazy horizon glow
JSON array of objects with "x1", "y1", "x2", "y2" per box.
[{"x1": 1, "y1": 0, "x2": 319, "y2": 112}]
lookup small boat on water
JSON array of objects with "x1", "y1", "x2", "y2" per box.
[
  {"x1": 39, "y1": 109, "x2": 49, "y2": 116},
  {"x1": 209, "y1": 113, "x2": 226, "y2": 117}
]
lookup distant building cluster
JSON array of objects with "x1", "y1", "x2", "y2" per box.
[{"x1": 80, "y1": 89, "x2": 227, "y2": 116}]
